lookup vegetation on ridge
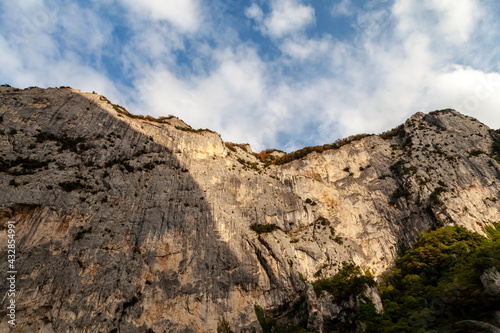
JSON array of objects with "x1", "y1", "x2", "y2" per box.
[
  {"x1": 98, "y1": 95, "x2": 217, "y2": 134},
  {"x1": 254, "y1": 133, "x2": 373, "y2": 166},
  {"x1": 252, "y1": 122, "x2": 408, "y2": 166}
]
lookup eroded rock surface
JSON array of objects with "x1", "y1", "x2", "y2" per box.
[{"x1": 0, "y1": 87, "x2": 499, "y2": 332}]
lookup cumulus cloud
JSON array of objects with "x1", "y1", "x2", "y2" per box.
[
  {"x1": 0, "y1": 1, "x2": 125, "y2": 102},
  {"x1": 428, "y1": 69, "x2": 500, "y2": 128},
  {"x1": 247, "y1": 0, "x2": 315, "y2": 38},
  {"x1": 133, "y1": 47, "x2": 273, "y2": 147},
  {"x1": 245, "y1": 3, "x2": 263, "y2": 22},
  {"x1": 393, "y1": 0, "x2": 481, "y2": 43},
  {"x1": 117, "y1": 0, "x2": 201, "y2": 32}
]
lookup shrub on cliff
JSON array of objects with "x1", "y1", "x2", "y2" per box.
[
  {"x1": 312, "y1": 262, "x2": 375, "y2": 301},
  {"x1": 491, "y1": 130, "x2": 500, "y2": 161},
  {"x1": 250, "y1": 223, "x2": 280, "y2": 234}
]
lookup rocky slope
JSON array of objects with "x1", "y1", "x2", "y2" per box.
[{"x1": 0, "y1": 86, "x2": 499, "y2": 332}]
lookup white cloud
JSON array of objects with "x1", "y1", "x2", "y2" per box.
[
  {"x1": 428, "y1": 68, "x2": 500, "y2": 128},
  {"x1": 266, "y1": 0, "x2": 315, "y2": 38},
  {"x1": 0, "y1": 1, "x2": 125, "y2": 103},
  {"x1": 133, "y1": 46, "x2": 275, "y2": 148},
  {"x1": 332, "y1": 0, "x2": 354, "y2": 17},
  {"x1": 57, "y1": 3, "x2": 114, "y2": 55},
  {"x1": 393, "y1": 0, "x2": 480, "y2": 43},
  {"x1": 245, "y1": 3, "x2": 263, "y2": 22},
  {"x1": 117, "y1": 0, "x2": 201, "y2": 32},
  {"x1": 0, "y1": 42, "x2": 124, "y2": 105},
  {"x1": 248, "y1": 0, "x2": 315, "y2": 39},
  {"x1": 280, "y1": 35, "x2": 333, "y2": 60},
  {"x1": 427, "y1": 0, "x2": 480, "y2": 43}
]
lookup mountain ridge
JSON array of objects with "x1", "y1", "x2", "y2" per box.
[{"x1": 0, "y1": 86, "x2": 499, "y2": 332}]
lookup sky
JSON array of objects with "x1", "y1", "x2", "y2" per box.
[{"x1": 1, "y1": 0, "x2": 500, "y2": 152}]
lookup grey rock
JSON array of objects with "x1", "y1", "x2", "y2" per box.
[
  {"x1": 481, "y1": 267, "x2": 500, "y2": 295},
  {"x1": 0, "y1": 88, "x2": 499, "y2": 331},
  {"x1": 365, "y1": 286, "x2": 383, "y2": 314}
]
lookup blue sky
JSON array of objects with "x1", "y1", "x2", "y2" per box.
[{"x1": 1, "y1": 0, "x2": 500, "y2": 152}]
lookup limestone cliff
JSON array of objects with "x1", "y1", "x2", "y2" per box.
[{"x1": 0, "y1": 86, "x2": 499, "y2": 332}]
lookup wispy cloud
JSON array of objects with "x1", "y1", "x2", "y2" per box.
[
  {"x1": 331, "y1": 0, "x2": 355, "y2": 17},
  {"x1": 280, "y1": 35, "x2": 333, "y2": 61}
]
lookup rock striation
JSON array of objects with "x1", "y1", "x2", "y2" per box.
[{"x1": 0, "y1": 86, "x2": 499, "y2": 332}]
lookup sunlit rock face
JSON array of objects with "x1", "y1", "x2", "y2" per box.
[{"x1": 0, "y1": 86, "x2": 499, "y2": 332}]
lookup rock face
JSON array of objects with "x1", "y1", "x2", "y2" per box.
[
  {"x1": 0, "y1": 86, "x2": 499, "y2": 332},
  {"x1": 481, "y1": 267, "x2": 500, "y2": 295}
]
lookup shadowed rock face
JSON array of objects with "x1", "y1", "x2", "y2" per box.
[{"x1": 0, "y1": 87, "x2": 499, "y2": 332}]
